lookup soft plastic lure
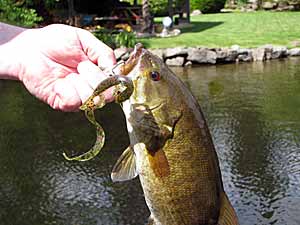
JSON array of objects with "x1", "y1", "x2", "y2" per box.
[{"x1": 63, "y1": 75, "x2": 134, "y2": 161}]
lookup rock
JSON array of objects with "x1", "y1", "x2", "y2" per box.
[
  {"x1": 191, "y1": 10, "x2": 202, "y2": 16},
  {"x1": 216, "y1": 48, "x2": 238, "y2": 63},
  {"x1": 164, "y1": 47, "x2": 188, "y2": 58},
  {"x1": 184, "y1": 61, "x2": 193, "y2": 67},
  {"x1": 231, "y1": 45, "x2": 240, "y2": 51},
  {"x1": 237, "y1": 53, "x2": 253, "y2": 62},
  {"x1": 278, "y1": 1, "x2": 288, "y2": 8},
  {"x1": 271, "y1": 46, "x2": 288, "y2": 59},
  {"x1": 165, "y1": 57, "x2": 185, "y2": 67},
  {"x1": 263, "y1": 1, "x2": 275, "y2": 9},
  {"x1": 290, "y1": 40, "x2": 300, "y2": 47},
  {"x1": 252, "y1": 3, "x2": 259, "y2": 10},
  {"x1": 237, "y1": 48, "x2": 253, "y2": 62},
  {"x1": 114, "y1": 47, "x2": 128, "y2": 60},
  {"x1": 149, "y1": 49, "x2": 164, "y2": 59},
  {"x1": 262, "y1": 44, "x2": 273, "y2": 60},
  {"x1": 187, "y1": 48, "x2": 217, "y2": 64},
  {"x1": 288, "y1": 48, "x2": 300, "y2": 56},
  {"x1": 252, "y1": 47, "x2": 266, "y2": 61},
  {"x1": 220, "y1": 8, "x2": 235, "y2": 13},
  {"x1": 237, "y1": 48, "x2": 251, "y2": 55}
]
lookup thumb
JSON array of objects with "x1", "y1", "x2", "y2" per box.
[{"x1": 76, "y1": 28, "x2": 116, "y2": 69}]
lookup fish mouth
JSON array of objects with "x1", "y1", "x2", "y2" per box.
[
  {"x1": 149, "y1": 101, "x2": 165, "y2": 111},
  {"x1": 118, "y1": 43, "x2": 145, "y2": 76}
]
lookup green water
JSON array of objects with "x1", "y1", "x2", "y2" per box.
[{"x1": 0, "y1": 58, "x2": 300, "y2": 225}]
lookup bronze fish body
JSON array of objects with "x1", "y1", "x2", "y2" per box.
[{"x1": 112, "y1": 45, "x2": 239, "y2": 225}]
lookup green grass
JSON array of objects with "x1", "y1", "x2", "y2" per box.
[{"x1": 139, "y1": 11, "x2": 300, "y2": 49}]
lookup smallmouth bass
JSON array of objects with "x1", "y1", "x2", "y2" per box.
[{"x1": 111, "y1": 44, "x2": 239, "y2": 225}]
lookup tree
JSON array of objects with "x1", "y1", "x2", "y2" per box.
[{"x1": 141, "y1": 0, "x2": 153, "y2": 33}]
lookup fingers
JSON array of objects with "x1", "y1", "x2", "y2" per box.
[
  {"x1": 52, "y1": 75, "x2": 82, "y2": 112},
  {"x1": 76, "y1": 28, "x2": 116, "y2": 69},
  {"x1": 77, "y1": 60, "x2": 115, "y2": 103},
  {"x1": 77, "y1": 60, "x2": 106, "y2": 89}
]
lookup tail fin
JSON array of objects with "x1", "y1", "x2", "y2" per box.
[{"x1": 218, "y1": 192, "x2": 239, "y2": 225}]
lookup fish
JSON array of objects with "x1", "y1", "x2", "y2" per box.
[
  {"x1": 111, "y1": 44, "x2": 239, "y2": 225},
  {"x1": 63, "y1": 74, "x2": 134, "y2": 161}
]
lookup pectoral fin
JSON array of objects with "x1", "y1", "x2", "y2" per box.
[
  {"x1": 147, "y1": 149, "x2": 170, "y2": 178},
  {"x1": 111, "y1": 146, "x2": 138, "y2": 182},
  {"x1": 218, "y1": 192, "x2": 239, "y2": 225}
]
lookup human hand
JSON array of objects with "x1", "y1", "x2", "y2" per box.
[{"x1": 7, "y1": 24, "x2": 116, "y2": 111}]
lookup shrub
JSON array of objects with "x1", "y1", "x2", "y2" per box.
[
  {"x1": 93, "y1": 28, "x2": 136, "y2": 48},
  {"x1": 191, "y1": 0, "x2": 227, "y2": 13},
  {"x1": 0, "y1": 0, "x2": 42, "y2": 27},
  {"x1": 150, "y1": 0, "x2": 168, "y2": 16}
]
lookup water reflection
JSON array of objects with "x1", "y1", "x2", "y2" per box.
[{"x1": 0, "y1": 58, "x2": 300, "y2": 225}]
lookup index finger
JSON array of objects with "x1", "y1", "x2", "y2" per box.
[{"x1": 77, "y1": 28, "x2": 116, "y2": 69}]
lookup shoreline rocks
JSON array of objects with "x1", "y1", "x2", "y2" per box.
[{"x1": 114, "y1": 45, "x2": 300, "y2": 67}]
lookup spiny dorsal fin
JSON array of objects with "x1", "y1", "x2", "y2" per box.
[
  {"x1": 218, "y1": 192, "x2": 239, "y2": 225},
  {"x1": 111, "y1": 146, "x2": 138, "y2": 182}
]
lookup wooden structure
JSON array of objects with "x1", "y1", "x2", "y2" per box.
[{"x1": 168, "y1": 0, "x2": 190, "y2": 24}]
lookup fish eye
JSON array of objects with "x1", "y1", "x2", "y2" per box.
[{"x1": 150, "y1": 71, "x2": 161, "y2": 81}]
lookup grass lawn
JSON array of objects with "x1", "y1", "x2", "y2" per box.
[{"x1": 139, "y1": 11, "x2": 300, "y2": 49}]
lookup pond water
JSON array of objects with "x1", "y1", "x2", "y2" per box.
[{"x1": 0, "y1": 58, "x2": 300, "y2": 225}]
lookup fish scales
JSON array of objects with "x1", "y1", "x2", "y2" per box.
[{"x1": 112, "y1": 44, "x2": 239, "y2": 225}]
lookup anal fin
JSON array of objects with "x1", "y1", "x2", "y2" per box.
[
  {"x1": 111, "y1": 146, "x2": 138, "y2": 182},
  {"x1": 218, "y1": 192, "x2": 239, "y2": 225}
]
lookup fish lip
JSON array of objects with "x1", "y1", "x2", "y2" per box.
[
  {"x1": 128, "y1": 101, "x2": 165, "y2": 112},
  {"x1": 149, "y1": 102, "x2": 164, "y2": 111}
]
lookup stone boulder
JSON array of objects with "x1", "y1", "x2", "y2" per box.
[
  {"x1": 149, "y1": 49, "x2": 164, "y2": 59},
  {"x1": 216, "y1": 48, "x2": 238, "y2": 63},
  {"x1": 165, "y1": 57, "x2": 185, "y2": 66},
  {"x1": 271, "y1": 46, "x2": 288, "y2": 59},
  {"x1": 288, "y1": 48, "x2": 300, "y2": 56},
  {"x1": 290, "y1": 40, "x2": 300, "y2": 47},
  {"x1": 262, "y1": 44, "x2": 273, "y2": 60},
  {"x1": 187, "y1": 48, "x2": 217, "y2": 64},
  {"x1": 191, "y1": 10, "x2": 202, "y2": 16},
  {"x1": 263, "y1": 1, "x2": 276, "y2": 9},
  {"x1": 237, "y1": 48, "x2": 253, "y2": 62},
  {"x1": 252, "y1": 47, "x2": 266, "y2": 61},
  {"x1": 164, "y1": 47, "x2": 188, "y2": 58}
]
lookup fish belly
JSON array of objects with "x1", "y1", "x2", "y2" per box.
[{"x1": 133, "y1": 111, "x2": 222, "y2": 225}]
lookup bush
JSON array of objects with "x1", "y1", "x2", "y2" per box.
[
  {"x1": 149, "y1": 0, "x2": 188, "y2": 16},
  {"x1": 0, "y1": 0, "x2": 42, "y2": 27},
  {"x1": 150, "y1": 0, "x2": 168, "y2": 16},
  {"x1": 191, "y1": 0, "x2": 226, "y2": 13},
  {"x1": 93, "y1": 28, "x2": 136, "y2": 49}
]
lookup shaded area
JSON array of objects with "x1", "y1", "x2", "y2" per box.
[{"x1": 180, "y1": 21, "x2": 224, "y2": 33}]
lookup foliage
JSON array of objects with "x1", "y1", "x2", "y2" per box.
[
  {"x1": 93, "y1": 28, "x2": 136, "y2": 48},
  {"x1": 0, "y1": 0, "x2": 42, "y2": 27},
  {"x1": 149, "y1": 0, "x2": 187, "y2": 16},
  {"x1": 191, "y1": 0, "x2": 226, "y2": 13},
  {"x1": 150, "y1": 0, "x2": 168, "y2": 16}
]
